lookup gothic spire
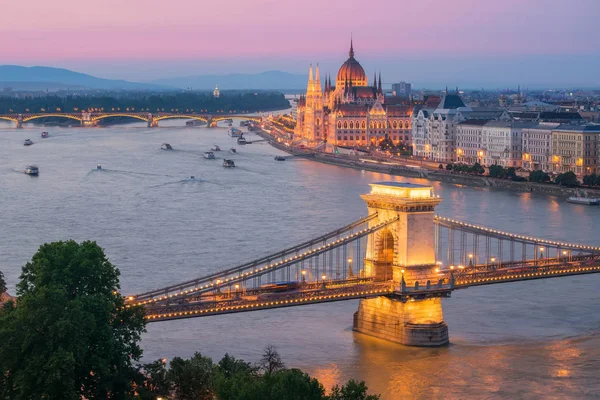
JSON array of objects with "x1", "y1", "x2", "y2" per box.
[
  {"x1": 315, "y1": 64, "x2": 322, "y2": 92},
  {"x1": 349, "y1": 35, "x2": 354, "y2": 58},
  {"x1": 378, "y1": 71, "x2": 383, "y2": 94},
  {"x1": 373, "y1": 71, "x2": 377, "y2": 89}
]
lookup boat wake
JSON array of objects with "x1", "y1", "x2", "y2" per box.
[{"x1": 87, "y1": 168, "x2": 175, "y2": 178}]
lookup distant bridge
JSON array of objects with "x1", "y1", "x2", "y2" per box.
[
  {"x1": 0, "y1": 112, "x2": 262, "y2": 128},
  {"x1": 124, "y1": 182, "x2": 600, "y2": 346}
]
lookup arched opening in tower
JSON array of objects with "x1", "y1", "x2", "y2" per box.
[{"x1": 377, "y1": 230, "x2": 394, "y2": 265}]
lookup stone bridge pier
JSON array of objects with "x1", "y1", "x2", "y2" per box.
[
  {"x1": 353, "y1": 182, "x2": 449, "y2": 346},
  {"x1": 16, "y1": 114, "x2": 23, "y2": 129}
]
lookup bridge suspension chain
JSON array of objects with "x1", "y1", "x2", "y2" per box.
[{"x1": 128, "y1": 215, "x2": 397, "y2": 306}]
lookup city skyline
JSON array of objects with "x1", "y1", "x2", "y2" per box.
[{"x1": 1, "y1": 0, "x2": 599, "y2": 86}]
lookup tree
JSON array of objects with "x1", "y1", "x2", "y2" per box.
[
  {"x1": 0, "y1": 269, "x2": 5, "y2": 294},
  {"x1": 438, "y1": 164, "x2": 444, "y2": 170},
  {"x1": 0, "y1": 240, "x2": 146, "y2": 400},
  {"x1": 555, "y1": 171, "x2": 579, "y2": 187},
  {"x1": 583, "y1": 173, "x2": 598, "y2": 186},
  {"x1": 505, "y1": 167, "x2": 517, "y2": 179},
  {"x1": 136, "y1": 359, "x2": 172, "y2": 400},
  {"x1": 488, "y1": 164, "x2": 505, "y2": 178},
  {"x1": 471, "y1": 162, "x2": 485, "y2": 175},
  {"x1": 445, "y1": 163, "x2": 453, "y2": 171},
  {"x1": 258, "y1": 369, "x2": 325, "y2": 400},
  {"x1": 259, "y1": 345, "x2": 285, "y2": 375},
  {"x1": 529, "y1": 170, "x2": 551, "y2": 183},
  {"x1": 168, "y1": 352, "x2": 215, "y2": 400},
  {"x1": 328, "y1": 379, "x2": 381, "y2": 400}
]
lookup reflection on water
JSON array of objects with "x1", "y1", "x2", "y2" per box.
[{"x1": 2, "y1": 122, "x2": 600, "y2": 399}]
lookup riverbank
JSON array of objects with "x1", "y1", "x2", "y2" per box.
[{"x1": 257, "y1": 129, "x2": 600, "y2": 198}]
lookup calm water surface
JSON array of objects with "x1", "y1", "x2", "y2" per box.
[{"x1": 1, "y1": 122, "x2": 600, "y2": 399}]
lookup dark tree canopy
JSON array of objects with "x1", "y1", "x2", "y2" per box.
[
  {"x1": 0, "y1": 240, "x2": 146, "y2": 400},
  {"x1": 555, "y1": 171, "x2": 579, "y2": 187},
  {"x1": 529, "y1": 170, "x2": 551, "y2": 183},
  {"x1": 0, "y1": 91, "x2": 289, "y2": 115}
]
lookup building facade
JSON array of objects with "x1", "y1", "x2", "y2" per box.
[
  {"x1": 481, "y1": 121, "x2": 523, "y2": 168},
  {"x1": 294, "y1": 41, "x2": 412, "y2": 149},
  {"x1": 550, "y1": 124, "x2": 600, "y2": 175},
  {"x1": 521, "y1": 123, "x2": 558, "y2": 171}
]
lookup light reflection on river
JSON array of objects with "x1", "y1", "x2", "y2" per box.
[{"x1": 1, "y1": 122, "x2": 599, "y2": 399}]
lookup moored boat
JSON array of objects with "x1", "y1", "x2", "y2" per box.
[
  {"x1": 237, "y1": 136, "x2": 247, "y2": 145},
  {"x1": 567, "y1": 196, "x2": 600, "y2": 206},
  {"x1": 274, "y1": 156, "x2": 286, "y2": 161},
  {"x1": 24, "y1": 165, "x2": 39, "y2": 176},
  {"x1": 223, "y1": 159, "x2": 235, "y2": 168},
  {"x1": 211, "y1": 145, "x2": 221, "y2": 151},
  {"x1": 41, "y1": 131, "x2": 49, "y2": 138},
  {"x1": 161, "y1": 143, "x2": 173, "y2": 150},
  {"x1": 204, "y1": 151, "x2": 215, "y2": 159},
  {"x1": 23, "y1": 139, "x2": 33, "y2": 146}
]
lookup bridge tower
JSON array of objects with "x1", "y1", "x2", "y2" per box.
[
  {"x1": 16, "y1": 114, "x2": 23, "y2": 129},
  {"x1": 148, "y1": 113, "x2": 159, "y2": 128},
  {"x1": 81, "y1": 111, "x2": 97, "y2": 127},
  {"x1": 353, "y1": 182, "x2": 449, "y2": 346}
]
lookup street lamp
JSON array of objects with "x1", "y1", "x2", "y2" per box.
[
  {"x1": 301, "y1": 269, "x2": 306, "y2": 283},
  {"x1": 347, "y1": 258, "x2": 354, "y2": 278},
  {"x1": 468, "y1": 253, "x2": 474, "y2": 266}
]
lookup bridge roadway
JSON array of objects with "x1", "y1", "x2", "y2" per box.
[
  {"x1": 127, "y1": 212, "x2": 600, "y2": 323},
  {"x1": 141, "y1": 256, "x2": 600, "y2": 322},
  {"x1": 0, "y1": 112, "x2": 262, "y2": 128}
]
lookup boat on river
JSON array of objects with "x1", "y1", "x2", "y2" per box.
[
  {"x1": 41, "y1": 131, "x2": 49, "y2": 138},
  {"x1": 567, "y1": 196, "x2": 600, "y2": 205},
  {"x1": 24, "y1": 165, "x2": 39, "y2": 176},
  {"x1": 230, "y1": 147, "x2": 237, "y2": 153},
  {"x1": 223, "y1": 159, "x2": 235, "y2": 168},
  {"x1": 228, "y1": 127, "x2": 243, "y2": 138},
  {"x1": 211, "y1": 145, "x2": 221, "y2": 151},
  {"x1": 274, "y1": 156, "x2": 286, "y2": 161},
  {"x1": 237, "y1": 136, "x2": 248, "y2": 145},
  {"x1": 161, "y1": 143, "x2": 173, "y2": 150},
  {"x1": 204, "y1": 151, "x2": 215, "y2": 159},
  {"x1": 24, "y1": 139, "x2": 33, "y2": 146}
]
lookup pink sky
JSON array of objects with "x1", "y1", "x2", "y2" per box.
[{"x1": 1, "y1": 0, "x2": 599, "y2": 81}]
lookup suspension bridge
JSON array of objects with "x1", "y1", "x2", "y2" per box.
[
  {"x1": 124, "y1": 182, "x2": 600, "y2": 346},
  {"x1": 0, "y1": 112, "x2": 262, "y2": 128}
]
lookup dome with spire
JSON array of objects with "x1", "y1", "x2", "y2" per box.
[{"x1": 336, "y1": 38, "x2": 368, "y2": 88}]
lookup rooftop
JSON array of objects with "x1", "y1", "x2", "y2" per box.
[{"x1": 372, "y1": 182, "x2": 431, "y2": 188}]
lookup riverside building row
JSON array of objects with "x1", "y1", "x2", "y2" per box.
[{"x1": 412, "y1": 93, "x2": 600, "y2": 176}]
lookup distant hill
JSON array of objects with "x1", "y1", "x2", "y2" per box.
[
  {"x1": 152, "y1": 70, "x2": 307, "y2": 90},
  {"x1": 0, "y1": 65, "x2": 166, "y2": 91}
]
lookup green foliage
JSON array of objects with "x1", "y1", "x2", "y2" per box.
[
  {"x1": 327, "y1": 379, "x2": 381, "y2": 400},
  {"x1": 582, "y1": 173, "x2": 600, "y2": 187},
  {"x1": 377, "y1": 137, "x2": 410, "y2": 153},
  {"x1": 443, "y1": 163, "x2": 484, "y2": 174},
  {"x1": 145, "y1": 348, "x2": 379, "y2": 400},
  {"x1": 555, "y1": 171, "x2": 579, "y2": 187},
  {"x1": 168, "y1": 353, "x2": 215, "y2": 400},
  {"x1": 488, "y1": 164, "x2": 505, "y2": 178},
  {"x1": 136, "y1": 359, "x2": 172, "y2": 400},
  {"x1": 0, "y1": 240, "x2": 146, "y2": 400},
  {"x1": 0, "y1": 91, "x2": 289, "y2": 115},
  {"x1": 529, "y1": 170, "x2": 551, "y2": 183},
  {"x1": 438, "y1": 164, "x2": 444, "y2": 169}
]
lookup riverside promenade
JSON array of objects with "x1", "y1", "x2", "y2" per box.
[{"x1": 256, "y1": 127, "x2": 600, "y2": 198}]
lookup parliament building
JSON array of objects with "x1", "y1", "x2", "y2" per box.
[{"x1": 294, "y1": 40, "x2": 412, "y2": 149}]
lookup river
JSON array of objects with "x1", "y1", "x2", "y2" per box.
[{"x1": 1, "y1": 121, "x2": 599, "y2": 399}]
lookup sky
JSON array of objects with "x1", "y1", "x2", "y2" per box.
[{"x1": 1, "y1": 0, "x2": 599, "y2": 87}]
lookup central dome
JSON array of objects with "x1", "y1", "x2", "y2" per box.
[{"x1": 336, "y1": 40, "x2": 368, "y2": 87}]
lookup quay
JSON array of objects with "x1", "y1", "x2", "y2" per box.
[{"x1": 256, "y1": 127, "x2": 600, "y2": 199}]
